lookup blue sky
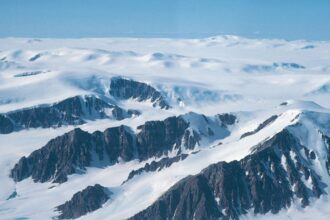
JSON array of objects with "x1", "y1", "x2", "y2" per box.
[{"x1": 0, "y1": 0, "x2": 329, "y2": 40}]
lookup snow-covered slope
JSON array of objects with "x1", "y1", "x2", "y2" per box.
[{"x1": 0, "y1": 36, "x2": 330, "y2": 220}]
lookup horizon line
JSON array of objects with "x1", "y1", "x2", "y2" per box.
[{"x1": 0, "y1": 34, "x2": 327, "y2": 43}]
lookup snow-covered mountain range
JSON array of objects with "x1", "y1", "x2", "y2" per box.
[{"x1": 0, "y1": 36, "x2": 330, "y2": 220}]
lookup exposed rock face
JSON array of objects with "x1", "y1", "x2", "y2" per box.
[
  {"x1": 124, "y1": 154, "x2": 188, "y2": 183},
  {"x1": 129, "y1": 129, "x2": 328, "y2": 220},
  {"x1": 322, "y1": 134, "x2": 330, "y2": 175},
  {"x1": 243, "y1": 62, "x2": 305, "y2": 73},
  {"x1": 10, "y1": 116, "x2": 189, "y2": 183},
  {"x1": 11, "y1": 113, "x2": 235, "y2": 183},
  {"x1": 0, "y1": 114, "x2": 14, "y2": 134},
  {"x1": 129, "y1": 175, "x2": 222, "y2": 220},
  {"x1": 136, "y1": 116, "x2": 189, "y2": 159},
  {"x1": 217, "y1": 113, "x2": 237, "y2": 127},
  {"x1": 0, "y1": 95, "x2": 139, "y2": 134},
  {"x1": 109, "y1": 77, "x2": 170, "y2": 109},
  {"x1": 182, "y1": 129, "x2": 201, "y2": 150},
  {"x1": 56, "y1": 184, "x2": 110, "y2": 219},
  {"x1": 11, "y1": 126, "x2": 135, "y2": 183},
  {"x1": 240, "y1": 115, "x2": 278, "y2": 139},
  {"x1": 112, "y1": 107, "x2": 140, "y2": 121},
  {"x1": 29, "y1": 53, "x2": 42, "y2": 62}
]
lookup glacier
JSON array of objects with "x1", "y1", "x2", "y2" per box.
[{"x1": 0, "y1": 36, "x2": 330, "y2": 220}]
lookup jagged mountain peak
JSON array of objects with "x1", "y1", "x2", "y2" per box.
[{"x1": 9, "y1": 112, "x2": 236, "y2": 184}]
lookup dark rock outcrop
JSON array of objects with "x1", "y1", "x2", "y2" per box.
[
  {"x1": 6, "y1": 191, "x2": 17, "y2": 200},
  {"x1": 182, "y1": 129, "x2": 201, "y2": 150},
  {"x1": 11, "y1": 126, "x2": 136, "y2": 183},
  {"x1": 129, "y1": 175, "x2": 222, "y2": 220},
  {"x1": 10, "y1": 116, "x2": 190, "y2": 183},
  {"x1": 240, "y1": 115, "x2": 278, "y2": 139},
  {"x1": 0, "y1": 95, "x2": 139, "y2": 134},
  {"x1": 29, "y1": 53, "x2": 42, "y2": 62},
  {"x1": 109, "y1": 77, "x2": 170, "y2": 109},
  {"x1": 14, "y1": 70, "x2": 46, "y2": 77},
  {"x1": 217, "y1": 113, "x2": 237, "y2": 127},
  {"x1": 124, "y1": 154, "x2": 188, "y2": 183},
  {"x1": 243, "y1": 62, "x2": 305, "y2": 73},
  {"x1": 11, "y1": 113, "x2": 234, "y2": 183},
  {"x1": 56, "y1": 184, "x2": 110, "y2": 219},
  {"x1": 129, "y1": 129, "x2": 327, "y2": 220},
  {"x1": 136, "y1": 116, "x2": 189, "y2": 159},
  {"x1": 322, "y1": 134, "x2": 330, "y2": 175},
  {"x1": 0, "y1": 114, "x2": 14, "y2": 134}
]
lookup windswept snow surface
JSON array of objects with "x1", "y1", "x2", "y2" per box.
[{"x1": 0, "y1": 36, "x2": 330, "y2": 220}]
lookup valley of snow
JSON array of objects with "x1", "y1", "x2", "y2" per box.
[{"x1": 0, "y1": 36, "x2": 330, "y2": 220}]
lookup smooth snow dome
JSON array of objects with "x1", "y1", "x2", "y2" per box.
[
  {"x1": 0, "y1": 36, "x2": 330, "y2": 113},
  {"x1": 0, "y1": 36, "x2": 330, "y2": 220}
]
